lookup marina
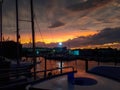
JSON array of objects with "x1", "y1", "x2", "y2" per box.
[{"x1": 0, "y1": 0, "x2": 120, "y2": 90}]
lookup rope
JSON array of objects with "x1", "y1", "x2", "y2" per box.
[{"x1": 34, "y1": 15, "x2": 46, "y2": 47}]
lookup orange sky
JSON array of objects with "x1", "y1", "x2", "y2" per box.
[
  {"x1": 4, "y1": 30, "x2": 98, "y2": 44},
  {"x1": 2, "y1": 0, "x2": 120, "y2": 49}
]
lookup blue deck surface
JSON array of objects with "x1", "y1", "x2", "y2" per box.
[{"x1": 89, "y1": 66, "x2": 120, "y2": 82}]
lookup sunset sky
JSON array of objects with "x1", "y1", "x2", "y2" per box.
[{"x1": 2, "y1": 0, "x2": 120, "y2": 49}]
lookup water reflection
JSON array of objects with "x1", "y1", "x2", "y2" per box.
[
  {"x1": 23, "y1": 57, "x2": 120, "y2": 78},
  {"x1": 57, "y1": 62, "x2": 64, "y2": 71}
]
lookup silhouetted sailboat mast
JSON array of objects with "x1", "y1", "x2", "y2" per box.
[
  {"x1": 15, "y1": 0, "x2": 36, "y2": 79},
  {"x1": 15, "y1": 0, "x2": 20, "y2": 65},
  {"x1": 30, "y1": 0, "x2": 36, "y2": 80},
  {"x1": 0, "y1": 0, "x2": 3, "y2": 42}
]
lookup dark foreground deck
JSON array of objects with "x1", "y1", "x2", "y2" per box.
[
  {"x1": 88, "y1": 66, "x2": 120, "y2": 82},
  {"x1": 27, "y1": 70, "x2": 120, "y2": 90}
]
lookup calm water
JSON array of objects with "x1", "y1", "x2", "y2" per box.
[{"x1": 25, "y1": 57, "x2": 120, "y2": 78}]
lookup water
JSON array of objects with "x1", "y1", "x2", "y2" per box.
[
  {"x1": 23, "y1": 57, "x2": 120, "y2": 78},
  {"x1": 35, "y1": 57, "x2": 79, "y2": 78}
]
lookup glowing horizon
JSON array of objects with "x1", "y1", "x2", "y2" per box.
[{"x1": 3, "y1": 30, "x2": 98, "y2": 44}]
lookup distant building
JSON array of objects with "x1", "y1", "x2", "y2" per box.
[{"x1": 70, "y1": 49, "x2": 80, "y2": 56}]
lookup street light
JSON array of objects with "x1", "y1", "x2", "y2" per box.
[
  {"x1": 58, "y1": 42, "x2": 63, "y2": 47},
  {"x1": 0, "y1": 0, "x2": 3, "y2": 42}
]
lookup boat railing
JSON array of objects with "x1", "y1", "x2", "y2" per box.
[
  {"x1": 0, "y1": 67, "x2": 32, "y2": 82},
  {"x1": 0, "y1": 64, "x2": 76, "y2": 89},
  {"x1": 0, "y1": 65, "x2": 76, "y2": 82},
  {"x1": 32, "y1": 66, "x2": 77, "y2": 79}
]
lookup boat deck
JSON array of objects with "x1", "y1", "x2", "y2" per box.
[
  {"x1": 88, "y1": 66, "x2": 120, "y2": 82},
  {"x1": 28, "y1": 70, "x2": 120, "y2": 90}
]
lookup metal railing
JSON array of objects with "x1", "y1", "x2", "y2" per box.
[
  {"x1": 0, "y1": 60, "x2": 76, "y2": 89},
  {"x1": 34, "y1": 66, "x2": 76, "y2": 78},
  {"x1": 0, "y1": 65, "x2": 76, "y2": 82},
  {"x1": 0, "y1": 67, "x2": 32, "y2": 80}
]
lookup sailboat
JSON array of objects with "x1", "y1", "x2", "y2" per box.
[
  {"x1": 0, "y1": 0, "x2": 34, "y2": 89},
  {"x1": 1, "y1": 0, "x2": 120, "y2": 90}
]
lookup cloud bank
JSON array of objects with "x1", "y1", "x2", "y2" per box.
[
  {"x1": 64, "y1": 27, "x2": 120, "y2": 48},
  {"x1": 23, "y1": 27, "x2": 120, "y2": 49}
]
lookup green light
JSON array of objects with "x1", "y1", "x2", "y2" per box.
[{"x1": 36, "y1": 50, "x2": 39, "y2": 55}]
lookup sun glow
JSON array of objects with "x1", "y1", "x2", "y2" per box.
[{"x1": 3, "y1": 30, "x2": 97, "y2": 45}]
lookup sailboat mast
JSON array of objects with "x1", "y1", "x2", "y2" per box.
[
  {"x1": 0, "y1": 0, "x2": 3, "y2": 42},
  {"x1": 15, "y1": 0, "x2": 20, "y2": 65},
  {"x1": 30, "y1": 0, "x2": 36, "y2": 80}
]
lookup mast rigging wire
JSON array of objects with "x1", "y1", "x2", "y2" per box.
[{"x1": 34, "y1": 15, "x2": 46, "y2": 47}]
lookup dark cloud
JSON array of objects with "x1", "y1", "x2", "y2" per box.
[
  {"x1": 90, "y1": 27, "x2": 120, "y2": 44},
  {"x1": 66, "y1": 0, "x2": 113, "y2": 11},
  {"x1": 63, "y1": 27, "x2": 120, "y2": 48},
  {"x1": 48, "y1": 20, "x2": 65, "y2": 28}
]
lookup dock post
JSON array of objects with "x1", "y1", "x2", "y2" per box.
[
  {"x1": 44, "y1": 57, "x2": 47, "y2": 78},
  {"x1": 60, "y1": 59, "x2": 62, "y2": 74},
  {"x1": 85, "y1": 59, "x2": 88, "y2": 72}
]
